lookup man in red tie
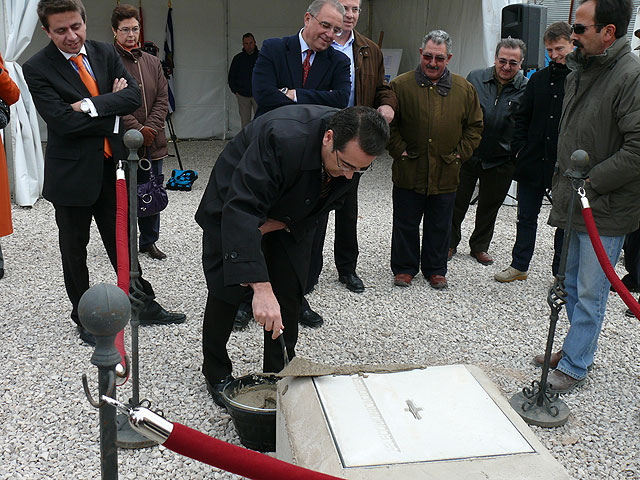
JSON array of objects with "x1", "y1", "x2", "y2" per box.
[{"x1": 24, "y1": 0, "x2": 185, "y2": 346}]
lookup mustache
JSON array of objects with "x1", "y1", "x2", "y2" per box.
[
  {"x1": 425, "y1": 64, "x2": 440, "y2": 71},
  {"x1": 572, "y1": 39, "x2": 584, "y2": 48}
]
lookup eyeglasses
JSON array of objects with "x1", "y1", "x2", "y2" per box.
[
  {"x1": 117, "y1": 26, "x2": 140, "y2": 35},
  {"x1": 497, "y1": 57, "x2": 522, "y2": 67},
  {"x1": 336, "y1": 151, "x2": 369, "y2": 172},
  {"x1": 344, "y1": 6, "x2": 361, "y2": 14},
  {"x1": 309, "y1": 13, "x2": 343, "y2": 36},
  {"x1": 571, "y1": 23, "x2": 604, "y2": 34},
  {"x1": 423, "y1": 53, "x2": 448, "y2": 63}
]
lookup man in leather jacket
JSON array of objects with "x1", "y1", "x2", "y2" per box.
[{"x1": 449, "y1": 38, "x2": 528, "y2": 266}]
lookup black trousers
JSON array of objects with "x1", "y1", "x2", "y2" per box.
[
  {"x1": 307, "y1": 176, "x2": 360, "y2": 291},
  {"x1": 451, "y1": 160, "x2": 516, "y2": 253},
  {"x1": 624, "y1": 226, "x2": 640, "y2": 284},
  {"x1": 391, "y1": 186, "x2": 455, "y2": 278},
  {"x1": 54, "y1": 158, "x2": 153, "y2": 325},
  {"x1": 202, "y1": 233, "x2": 300, "y2": 382}
]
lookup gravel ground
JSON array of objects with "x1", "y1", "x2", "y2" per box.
[{"x1": 1, "y1": 140, "x2": 639, "y2": 480}]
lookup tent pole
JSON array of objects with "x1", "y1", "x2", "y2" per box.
[
  {"x1": 569, "y1": 0, "x2": 575, "y2": 23},
  {"x1": 0, "y1": 1, "x2": 15, "y2": 203}
]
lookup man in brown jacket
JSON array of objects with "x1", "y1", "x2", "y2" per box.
[
  {"x1": 303, "y1": 0, "x2": 397, "y2": 326},
  {"x1": 388, "y1": 30, "x2": 482, "y2": 289}
]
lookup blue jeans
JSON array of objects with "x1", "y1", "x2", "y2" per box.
[{"x1": 558, "y1": 230, "x2": 624, "y2": 380}]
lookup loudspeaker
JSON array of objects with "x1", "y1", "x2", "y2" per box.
[{"x1": 501, "y1": 4, "x2": 548, "y2": 70}]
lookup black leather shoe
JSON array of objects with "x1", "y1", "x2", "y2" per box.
[
  {"x1": 0, "y1": 268, "x2": 4, "y2": 279},
  {"x1": 339, "y1": 273, "x2": 364, "y2": 293},
  {"x1": 612, "y1": 274, "x2": 640, "y2": 293},
  {"x1": 300, "y1": 308, "x2": 323, "y2": 328},
  {"x1": 233, "y1": 309, "x2": 252, "y2": 330},
  {"x1": 205, "y1": 375, "x2": 234, "y2": 408},
  {"x1": 140, "y1": 243, "x2": 167, "y2": 260},
  {"x1": 77, "y1": 325, "x2": 96, "y2": 346},
  {"x1": 139, "y1": 300, "x2": 186, "y2": 325}
]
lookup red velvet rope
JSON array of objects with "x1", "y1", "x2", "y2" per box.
[
  {"x1": 163, "y1": 422, "x2": 345, "y2": 480},
  {"x1": 582, "y1": 206, "x2": 640, "y2": 319},
  {"x1": 115, "y1": 177, "x2": 129, "y2": 381}
]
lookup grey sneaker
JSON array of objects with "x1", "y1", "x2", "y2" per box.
[{"x1": 494, "y1": 266, "x2": 528, "y2": 283}]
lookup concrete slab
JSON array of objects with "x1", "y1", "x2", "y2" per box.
[{"x1": 276, "y1": 364, "x2": 571, "y2": 480}]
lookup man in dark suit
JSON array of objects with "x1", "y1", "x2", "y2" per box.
[
  {"x1": 252, "y1": 0, "x2": 350, "y2": 117},
  {"x1": 24, "y1": 0, "x2": 185, "y2": 345},
  {"x1": 195, "y1": 105, "x2": 389, "y2": 407}
]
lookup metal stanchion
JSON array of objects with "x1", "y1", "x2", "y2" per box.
[
  {"x1": 509, "y1": 150, "x2": 590, "y2": 428},
  {"x1": 80, "y1": 283, "x2": 131, "y2": 479},
  {"x1": 115, "y1": 129, "x2": 157, "y2": 449}
]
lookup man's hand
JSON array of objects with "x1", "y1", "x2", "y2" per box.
[
  {"x1": 259, "y1": 218, "x2": 288, "y2": 235},
  {"x1": 71, "y1": 101, "x2": 82, "y2": 112},
  {"x1": 140, "y1": 126, "x2": 157, "y2": 147},
  {"x1": 377, "y1": 105, "x2": 395, "y2": 124},
  {"x1": 285, "y1": 89, "x2": 296, "y2": 101},
  {"x1": 250, "y1": 282, "x2": 283, "y2": 339},
  {"x1": 112, "y1": 77, "x2": 128, "y2": 93}
]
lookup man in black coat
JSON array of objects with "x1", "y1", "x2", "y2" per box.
[
  {"x1": 228, "y1": 33, "x2": 259, "y2": 128},
  {"x1": 494, "y1": 23, "x2": 572, "y2": 283},
  {"x1": 24, "y1": 0, "x2": 185, "y2": 346},
  {"x1": 195, "y1": 105, "x2": 389, "y2": 407}
]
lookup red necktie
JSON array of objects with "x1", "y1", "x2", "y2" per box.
[
  {"x1": 302, "y1": 49, "x2": 312, "y2": 86},
  {"x1": 70, "y1": 54, "x2": 112, "y2": 158}
]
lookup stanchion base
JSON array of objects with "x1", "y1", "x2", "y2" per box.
[
  {"x1": 509, "y1": 391, "x2": 570, "y2": 428},
  {"x1": 116, "y1": 413, "x2": 157, "y2": 449}
]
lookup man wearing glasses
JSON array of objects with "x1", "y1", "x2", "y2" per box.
[
  {"x1": 195, "y1": 105, "x2": 389, "y2": 407},
  {"x1": 304, "y1": 0, "x2": 397, "y2": 324},
  {"x1": 449, "y1": 38, "x2": 528, "y2": 268},
  {"x1": 251, "y1": 0, "x2": 350, "y2": 117},
  {"x1": 388, "y1": 30, "x2": 483, "y2": 289},
  {"x1": 536, "y1": 0, "x2": 640, "y2": 393}
]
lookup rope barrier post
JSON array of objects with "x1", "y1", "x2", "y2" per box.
[
  {"x1": 115, "y1": 129, "x2": 157, "y2": 449},
  {"x1": 509, "y1": 149, "x2": 590, "y2": 427},
  {"x1": 79, "y1": 283, "x2": 131, "y2": 480}
]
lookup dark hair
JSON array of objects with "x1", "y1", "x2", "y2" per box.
[
  {"x1": 544, "y1": 22, "x2": 572, "y2": 43},
  {"x1": 242, "y1": 33, "x2": 255, "y2": 41},
  {"x1": 495, "y1": 37, "x2": 527, "y2": 61},
  {"x1": 37, "y1": 0, "x2": 86, "y2": 30},
  {"x1": 328, "y1": 106, "x2": 390, "y2": 157},
  {"x1": 580, "y1": 0, "x2": 632, "y2": 39},
  {"x1": 111, "y1": 4, "x2": 140, "y2": 30}
]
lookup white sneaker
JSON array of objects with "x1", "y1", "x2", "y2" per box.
[{"x1": 494, "y1": 266, "x2": 528, "y2": 283}]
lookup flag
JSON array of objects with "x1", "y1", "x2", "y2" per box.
[{"x1": 163, "y1": 7, "x2": 176, "y2": 112}]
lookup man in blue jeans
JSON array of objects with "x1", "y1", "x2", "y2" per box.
[{"x1": 537, "y1": 0, "x2": 640, "y2": 393}]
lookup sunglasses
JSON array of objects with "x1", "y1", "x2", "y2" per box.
[
  {"x1": 571, "y1": 23, "x2": 604, "y2": 34},
  {"x1": 423, "y1": 53, "x2": 448, "y2": 63},
  {"x1": 497, "y1": 57, "x2": 522, "y2": 67}
]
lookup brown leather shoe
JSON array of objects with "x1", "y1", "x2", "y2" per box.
[
  {"x1": 140, "y1": 242, "x2": 167, "y2": 260},
  {"x1": 532, "y1": 350, "x2": 563, "y2": 369},
  {"x1": 394, "y1": 273, "x2": 413, "y2": 287},
  {"x1": 471, "y1": 251, "x2": 493, "y2": 265},
  {"x1": 447, "y1": 248, "x2": 456, "y2": 261},
  {"x1": 428, "y1": 274, "x2": 448, "y2": 289},
  {"x1": 546, "y1": 370, "x2": 586, "y2": 394}
]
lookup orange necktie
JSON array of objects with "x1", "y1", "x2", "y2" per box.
[
  {"x1": 70, "y1": 54, "x2": 112, "y2": 158},
  {"x1": 302, "y1": 49, "x2": 312, "y2": 86}
]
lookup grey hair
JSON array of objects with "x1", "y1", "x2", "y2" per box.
[
  {"x1": 495, "y1": 37, "x2": 527, "y2": 60},
  {"x1": 307, "y1": 0, "x2": 345, "y2": 17},
  {"x1": 421, "y1": 30, "x2": 453, "y2": 56}
]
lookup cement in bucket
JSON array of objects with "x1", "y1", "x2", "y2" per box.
[{"x1": 222, "y1": 374, "x2": 277, "y2": 452}]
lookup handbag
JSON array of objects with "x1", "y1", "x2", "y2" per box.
[
  {"x1": 166, "y1": 168, "x2": 198, "y2": 191},
  {"x1": 137, "y1": 168, "x2": 168, "y2": 217},
  {"x1": 0, "y1": 98, "x2": 10, "y2": 130}
]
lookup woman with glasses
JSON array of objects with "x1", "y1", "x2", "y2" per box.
[{"x1": 111, "y1": 4, "x2": 169, "y2": 260}]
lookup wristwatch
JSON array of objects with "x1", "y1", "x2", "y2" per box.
[
  {"x1": 80, "y1": 99, "x2": 91, "y2": 114},
  {"x1": 280, "y1": 87, "x2": 288, "y2": 95}
]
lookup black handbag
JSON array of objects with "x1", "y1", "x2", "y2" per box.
[
  {"x1": 137, "y1": 168, "x2": 168, "y2": 217},
  {"x1": 0, "y1": 98, "x2": 10, "y2": 130}
]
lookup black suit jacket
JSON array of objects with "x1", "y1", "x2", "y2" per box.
[
  {"x1": 252, "y1": 34, "x2": 350, "y2": 116},
  {"x1": 24, "y1": 40, "x2": 141, "y2": 206},
  {"x1": 195, "y1": 105, "x2": 355, "y2": 302}
]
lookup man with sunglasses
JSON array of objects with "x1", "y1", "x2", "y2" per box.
[
  {"x1": 388, "y1": 30, "x2": 483, "y2": 289},
  {"x1": 449, "y1": 38, "x2": 527, "y2": 268},
  {"x1": 195, "y1": 105, "x2": 389, "y2": 407},
  {"x1": 535, "y1": 0, "x2": 640, "y2": 394},
  {"x1": 251, "y1": 0, "x2": 350, "y2": 118}
]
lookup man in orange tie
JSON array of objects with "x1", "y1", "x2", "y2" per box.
[{"x1": 24, "y1": 0, "x2": 185, "y2": 346}]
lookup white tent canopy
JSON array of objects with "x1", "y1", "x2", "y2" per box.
[{"x1": 6, "y1": 0, "x2": 520, "y2": 205}]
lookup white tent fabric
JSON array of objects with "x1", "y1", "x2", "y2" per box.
[
  {"x1": 632, "y1": 6, "x2": 640, "y2": 55},
  {"x1": 2, "y1": 0, "x2": 44, "y2": 207}
]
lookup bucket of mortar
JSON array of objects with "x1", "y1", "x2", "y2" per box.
[{"x1": 221, "y1": 374, "x2": 278, "y2": 452}]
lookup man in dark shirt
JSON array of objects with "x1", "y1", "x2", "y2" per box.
[{"x1": 228, "y1": 33, "x2": 259, "y2": 127}]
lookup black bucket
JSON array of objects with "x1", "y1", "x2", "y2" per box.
[{"x1": 221, "y1": 374, "x2": 278, "y2": 452}]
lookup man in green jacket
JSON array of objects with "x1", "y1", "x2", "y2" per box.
[
  {"x1": 388, "y1": 30, "x2": 483, "y2": 289},
  {"x1": 538, "y1": 0, "x2": 640, "y2": 393}
]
